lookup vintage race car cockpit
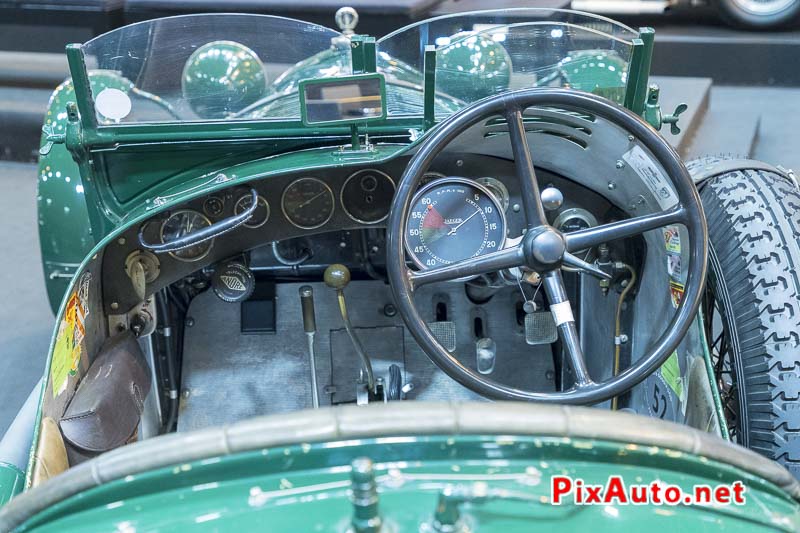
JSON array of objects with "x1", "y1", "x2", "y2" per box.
[{"x1": 7, "y1": 8, "x2": 798, "y2": 532}]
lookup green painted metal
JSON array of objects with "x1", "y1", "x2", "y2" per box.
[
  {"x1": 423, "y1": 45, "x2": 437, "y2": 130},
  {"x1": 64, "y1": 44, "x2": 96, "y2": 133},
  {"x1": 632, "y1": 28, "x2": 655, "y2": 115},
  {"x1": 0, "y1": 463, "x2": 24, "y2": 507},
  {"x1": 14, "y1": 436, "x2": 800, "y2": 531}
]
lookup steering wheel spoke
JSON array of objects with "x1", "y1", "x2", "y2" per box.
[
  {"x1": 542, "y1": 270, "x2": 593, "y2": 387},
  {"x1": 564, "y1": 205, "x2": 687, "y2": 253},
  {"x1": 409, "y1": 245, "x2": 525, "y2": 289},
  {"x1": 505, "y1": 107, "x2": 548, "y2": 228}
]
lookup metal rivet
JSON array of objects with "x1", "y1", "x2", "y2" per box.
[
  {"x1": 118, "y1": 237, "x2": 126, "y2": 245},
  {"x1": 186, "y1": 317, "x2": 195, "y2": 327},
  {"x1": 512, "y1": 203, "x2": 521, "y2": 213},
  {"x1": 615, "y1": 160, "x2": 625, "y2": 169},
  {"x1": 110, "y1": 302, "x2": 119, "y2": 310},
  {"x1": 607, "y1": 182, "x2": 617, "y2": 190}
]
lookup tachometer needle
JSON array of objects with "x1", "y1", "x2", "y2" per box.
[
  {"x1": 447, "y1": 208, "x2": 481, "y2": 236},
  {"x1": 297, "y1": 191, "x2": 326, "y2": 209}
]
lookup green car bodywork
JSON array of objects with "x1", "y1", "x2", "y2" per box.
[{"x1": 5, "y1": 9, "x2": 790, "y2": 532}]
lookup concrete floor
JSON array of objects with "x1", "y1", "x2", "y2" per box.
[
  {"x1": 1, "y1": 86, "x2": 799, "y2": 436},
  {"x1": 0, "y1": 162, "x2": 52, "y2": 436}
]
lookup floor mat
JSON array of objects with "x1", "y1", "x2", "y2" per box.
[{"x1": 179, "y1": 280, "x2": 555, "y2": 431}]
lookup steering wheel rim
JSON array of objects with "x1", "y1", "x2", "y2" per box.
[{"x1": 386, "y1": 88, "x2": 708, "y2": 405}]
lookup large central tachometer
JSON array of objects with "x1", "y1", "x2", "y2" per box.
[{"x1": 405, "y1": 177, "x2": 506, "y2": 269}]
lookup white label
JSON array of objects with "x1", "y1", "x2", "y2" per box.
[
  {"x1": 95, "y1": 88, "x2": 132, "y2": 121},
  {"x1": 622, "y1": 145, "x2": 679, "y2": 210},
  {"x1": 550, "y1": 301, "x2": 574, "y2": 326}
]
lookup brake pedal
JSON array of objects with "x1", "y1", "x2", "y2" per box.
[
  {"x1": 428, "y1": 321, "x2": 456, "y2": 352},
  {"x1": 525, "y1": 312, "x2": 558, "y2": 345}
]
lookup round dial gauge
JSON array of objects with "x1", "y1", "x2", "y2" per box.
[
  {"x1": 234, "y1": 193, "x2": 270, "y2": 228},
  {"x1": 554, "y1": 208, "x2": 598, "y2": 267},
  {"x1": 405, "y1": 177, "x2": 506, "y2": 269},
  {"x1": 341, "y1": 169, "x2": 395, "y2": 224},
  {"x1": 202, "y1": 196, "x2": 225, "y2": 218},
  {"x1": 281, "y1": 177, "x2": 334, "y2": 229},
  {"x1": 160, "y1": 209, "x2": 213, "y2": 262}
]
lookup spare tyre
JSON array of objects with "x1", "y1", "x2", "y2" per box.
[{"x1": 689, "y1": 155, "x2": 800, "y2": 479}]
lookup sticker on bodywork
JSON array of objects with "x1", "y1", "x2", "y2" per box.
[
  {"x1": 622, "y1": 145, "x2": 679, "y2": 210},
  {"x1": 663, "y1": 226, "x2": 684, "y2": 307},
  {"x1": 643, "y1": 351, "x2": 687, "y2": 420},
  {"x1": 50, "y1": 273, "x2": 91, "y2": 398},
  {"x1": 669, "y1": 281, "x2": 684, "y2": 309}
]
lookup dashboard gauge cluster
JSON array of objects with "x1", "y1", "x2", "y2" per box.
[
  {"x1": 281, "y1": 177, "x2": 335, "y2": 230},
  {"x1": 160, "y1": 209, "x2": 214, "y2": 262},
  {"x1": 405, "y1": 177, "x2": 507, "y2": 269},
  {"x1": 340, "y1": 169, "x2": 395, "y2": 224}
]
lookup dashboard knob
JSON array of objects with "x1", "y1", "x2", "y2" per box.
[
  {"x1": 212, "y1": 261, "x2": 255, "y2": 303},
  {"x1": 541, "y1": 187, "x2": 564, "y2": 211}
]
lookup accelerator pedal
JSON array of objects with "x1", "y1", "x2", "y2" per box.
[
  {"x1": 525, "y1": 312, "x2": 558, "y2": 345},
  {"x1": 427, "y1": 321, "x2": 456, "y2": 352}
]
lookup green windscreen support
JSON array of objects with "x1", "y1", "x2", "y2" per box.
[
  {"x1": 65, "y1": 43, "x2": 98, "y2": 133},
  {"x1": 623, "y1": 27, "x2": 655, "y2": 115},
  {"x1": 423, "y1": 45, "x2": 437, "y2": 130},
  {"x1": 350, "y1": 35, "x2": 377, "y2": 74}
]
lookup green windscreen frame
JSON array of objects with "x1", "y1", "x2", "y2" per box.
[{"x1": 299, "y1": 73, "x2": 387, "y2": 127}]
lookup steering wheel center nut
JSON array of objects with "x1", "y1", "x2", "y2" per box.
[{"x1": 523, "y1": 226, "x2": 566, "y2": 271}]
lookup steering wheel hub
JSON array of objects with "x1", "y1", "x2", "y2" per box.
[{"x1": 524, "y1": 226, "x2": 566, "y2": 271}]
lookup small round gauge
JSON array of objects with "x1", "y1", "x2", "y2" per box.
[
  {"x1": 553, "y1": 208, "x2": 598, "y2": 235},
  {"x1": 477, "y1": 177, "x2": 510, "y2": 212},
  {"x1": 281, "y1": 177, "x2": 334, "y2": 229},
  {"x1": 341, "y1": 169, "x2": 395, "y2": 224},
  {"x1": 202, "y1": 196, "x2": 225, "y2": 218},
  {"x1": 405, "y1": 177, "x2": 506, "y2": 269},
  {"x1": 159, "y1": 209, "x2": 213, "y2": 262},
  {"x1": 554, "y1": 208, "x2": 599, "y2": 267},
  {"x1": 234, "y1": 193, "x2": 270, "y2": 228}
]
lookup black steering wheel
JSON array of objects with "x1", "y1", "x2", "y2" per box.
[{"x1": 386, "y1": 88, "x2": 708, "y2": 404}]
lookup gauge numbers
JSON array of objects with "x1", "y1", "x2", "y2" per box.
[
  {"x1": 234, "y1": 193, "x2": 270, "y2": 228},
  {"x1": 405, "y1": 178, "x2": 506, "y2": 269},
  {"x1": 281, "y1": 177, "x2": 334, "y2": 229},
  {"x1": 160, "y1": 209, "x2": 213, "y2": 262}
]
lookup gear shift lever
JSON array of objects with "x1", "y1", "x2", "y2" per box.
[{"x1": 324, "y1": 264, "x2": 376, "y2": 393}]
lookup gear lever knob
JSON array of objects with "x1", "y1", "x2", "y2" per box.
[{"x1": 324, "y1": 264, "x2": 351, "y2": 290}]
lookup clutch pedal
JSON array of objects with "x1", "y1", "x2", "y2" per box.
[{"x1": 525, "y1": 312, "x2": 558, "y2": 345}]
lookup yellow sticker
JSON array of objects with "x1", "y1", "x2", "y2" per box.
[
  {"x1": 669, "y1": 281, "x2": 684, "y2": 309},
  {"x1": 50, "y1": 275, "x2": 90, "y2": 398}
]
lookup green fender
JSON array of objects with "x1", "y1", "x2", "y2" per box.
[{"x1": 37, "y1": 71, "x2": 143, "y2": 313}]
